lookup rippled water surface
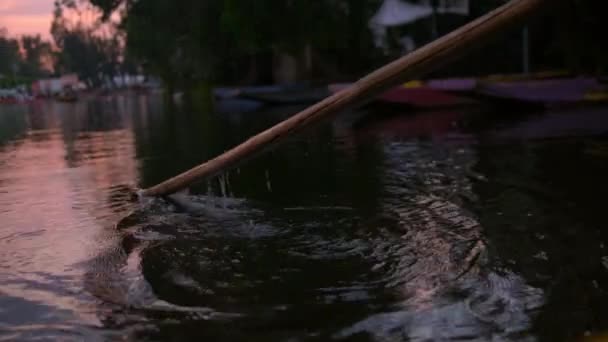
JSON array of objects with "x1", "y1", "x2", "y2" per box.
[{"x1": 2, "y1": 95, "x2": 608, "y2": 341}]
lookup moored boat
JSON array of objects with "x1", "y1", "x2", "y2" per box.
[
  {"x1": 0, "y1": 89, "x2": 33, "y2": 105},
  {"x1": 55, "y1": 86, "x2": 78, "y2": 103},
  {"x1": 380, "y1": 86, "x2": 477, "y2": 108},
  {"x1": 239, "y1": 88, "x2": 330, "y2": 105},
  {"x1": 328, "y1": 81, "x2": 477, "y2": 109},
  {"x1": 420, "y1": 71, "x2": 571, "y2": 95},
  {"x1": 213, "y1": 85, "x2": 284, "y2": 100}
]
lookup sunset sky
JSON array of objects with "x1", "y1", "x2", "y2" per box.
[{"x1": 0, "y1": 0, "x2": 55, "y2": 38}]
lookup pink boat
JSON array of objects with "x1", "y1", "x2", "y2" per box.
[
  {"x1": 426, "y1": 78, "x2": 478, "y2": 92},
  {"x1": 328, "y1": 82, "x2": 477, "y2": 109},
  {"x1": 380, "y1": 86, "x2": 477, "y2": 108}
]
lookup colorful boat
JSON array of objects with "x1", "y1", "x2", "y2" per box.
[
  {"x1": 0, "y1": 89, "x2": 33, "y2": 105},
  {"x1": 380, "y1": 85, "x2": 477, "y2": 108},
  {"x1": 426, "y1": 78, "x2": 478, "y2": 93},
  {"x1": 328, "y1": 81, "x2": 477, "y2": 109},
  {"x1": 424, "y1": 71, "x2": 571, "y2": 93},
  {"x1": 327, "y1": 74, "x2": 570, "y2": 110}
]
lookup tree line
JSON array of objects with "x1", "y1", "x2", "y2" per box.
[
  {"x1": 0, "y1": 28, "x2": 53, "y2": 86},
  {"x1": 88, "y1": 0, "x2": 608, "y2": 91},
  {"x1": 3, "y1": 0, "x2": 607, "y2": 91},
  {"x1": 0, "y1": 0, "x2": 135, "y2": 88}
]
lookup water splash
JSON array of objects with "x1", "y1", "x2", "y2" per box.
[
  {"x1": 218, "y1": 174, "x2": 228, "y2": 208},
  {"x1": 265, "y1": 169, "x2": 272, "y2": 193}
]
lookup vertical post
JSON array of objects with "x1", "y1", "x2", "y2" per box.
[
  {"x1": 304, "y1": 44, "x2": 313, "y2": 78},
  {"x1": 522, "y1": 25, "x2": 530, "y2": 74},
  {"x1": 431, "y1": 0, "x2": 439, "y2": 39}
]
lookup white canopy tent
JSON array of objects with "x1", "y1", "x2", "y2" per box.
[
  {"x1": 420, "y1": 0, "x2": 470, "y2": 15},
  {"x1": 369, "y1": 0, "x2": 434, "y2": 28},
  {"x1": 369, "y1": 0, "x2": 471, "y2": 53},
  {"x1": 369, "y1": 0, "x2": 433, "y2": 52}
]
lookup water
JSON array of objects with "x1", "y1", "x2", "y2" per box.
[{"x1": 1, "y1": 95, "x2": 608, "y2": 341}]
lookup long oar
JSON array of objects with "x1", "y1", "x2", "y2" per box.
[{"x1": 142, "y1": 0, "x2": 554, "y2": 197}]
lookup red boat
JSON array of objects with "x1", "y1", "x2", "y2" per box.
[
  {"x1": 328, "y1": 82, "x2": 477, "y2": 109},
  {"x1": 0, "y1": 97, "x2": 18, "y2": 105},
  {"x1": 380, "y1": 86, "x2": 477, "y2": 108}
]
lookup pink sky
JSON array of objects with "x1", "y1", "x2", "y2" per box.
[{"x1": 0, "y1": 0, "x2": 55, "y2": 38}]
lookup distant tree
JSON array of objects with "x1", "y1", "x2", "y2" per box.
[
  {"x1": 51, "y1": 0, "x2": 126, "y2": 86},
  {"x1": 0, "y1": 29, "x2": 21, "y2": 77},
  {"x1": 85, "y1": 0, "x2": 385, "y2": 89},
  {"x1": 85, "y1": 0, "x2": 608, "y2": 85},
  {"x1": 19, "y1": 35, "x2": 54, "y2": 77}
]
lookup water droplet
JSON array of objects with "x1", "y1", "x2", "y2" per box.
[{"x1": 265, "y1": 170, "x2": 272, "y2": 192}]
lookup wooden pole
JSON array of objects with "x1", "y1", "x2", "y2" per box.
[{"x1": 142, "y1": 0, "x2": 552, "y2": 197}]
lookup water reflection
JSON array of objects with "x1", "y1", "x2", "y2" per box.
[
  {"x1": 337, "y1": 140, "x2": 544, "y2": 341},
  {"x1": 472, "y1": 136, "x2": 608, "y2": 341},
  {"x1": 0, "y1": 97, "x2": 139, "y2": 340},
  {"x1": 1, "y1": 97, "x2": 608, "y2": 340}
]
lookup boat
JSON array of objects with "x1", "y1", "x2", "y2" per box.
[
  {"x1": 0, "y1": 89, "x2": 33, "y2": 105},
  {"x1": 214, "y1": 83, "x2": 329, "y2": 108},
  {"x1": 475, "y1": 77, "x2": 608, "y2": 107},
  {"x1": 56, "y1": 93, "x2": 78, "y2": 103},
  {"x1": 328, "y1": 81, "x2": 478, "y2": 109},
  {"x1": 55, "y1": 86, "x2": 78, "y2": 103},
  {"x1": 421, "y1": 71, "x2": 572, "y2": 95},
  {"x1": 0, "y1": 97, "x2": 19, "y2": 105},
  {"x1": 213, "y1": 85, "x2": 280, "y2": 112},
  {"x1": 214, "y1": 98, "x2": 265, "y2": 113},
  {"x1": 239, "y1": 87, "x2": 330, "y2": 105},
  {"x1": 426, "y1": 78, "x2": 478, "y2": 93},
  {"x1": 422, "y1": 72, "x2": 608, "y2": 108},
  {"x1": 380, "y1": 85, "x2": 477, "y2": 108},
  {"x1": 213, "y1": 85, "x2": 284, "y2": 100}
]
